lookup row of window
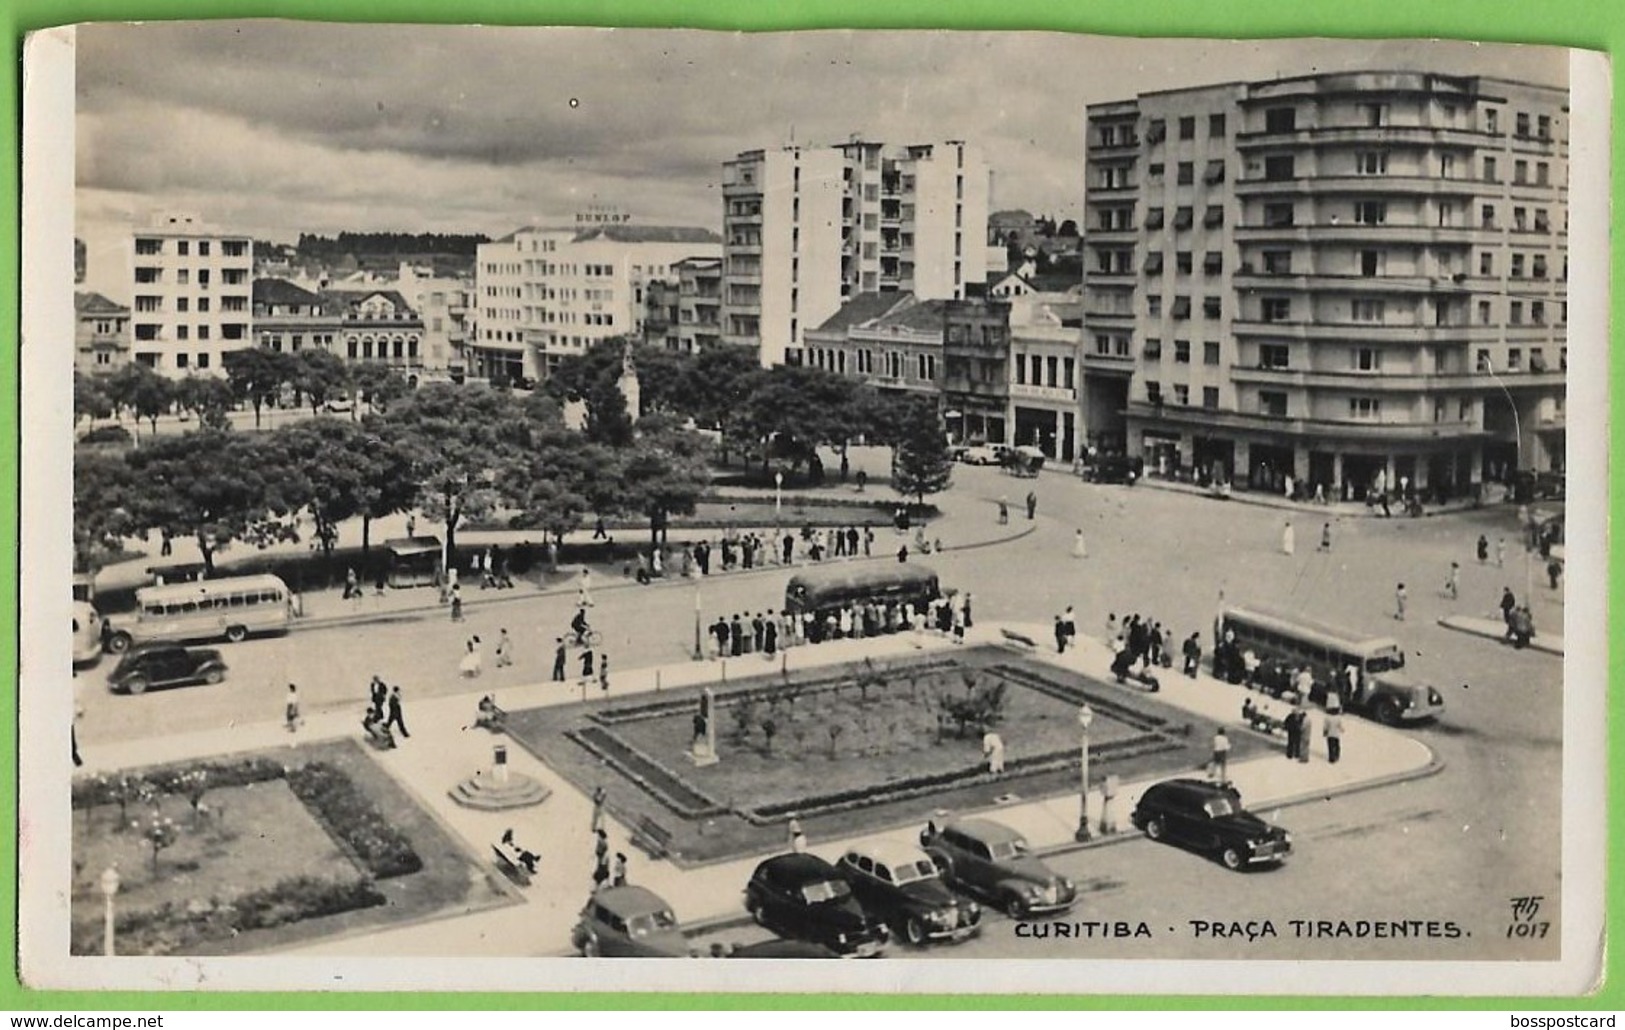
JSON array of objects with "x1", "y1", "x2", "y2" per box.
[
  {"x1": 1012, "y1": 354, "x2": 1077, "y2": 390},
  {"x1": 133, "y1": 267, "x2": 248, "y2": 286},
  {"x1": 1142, "y1": 205, "x2": 1226, "y2": 231},
  {"x1": 1145, "y1": 295, "x2": 1224, "y2": 319},
  {"x1": 1144, "y1": 113, "x2": 1228, "y2": 144},
  {"x1": 1144, "y1": 339, "x2": 1224, "y2": 365},
  {"x1": 133, "y1": 323, "x2": 247, "y2": 341},
  {"x1": 1146, "y1": 381, "x2": 1221, "y2": 409},
  {"x1": 133, "y1": 238, "x2": 249, "y2": 258},
  {"x1": 134, "y1": 295, "x2": 250, "y2": 313}
]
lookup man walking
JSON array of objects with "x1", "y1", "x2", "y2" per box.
[
  {"x1": 284, "y1": 683, "x2": 302, "y2": 739},
  {"x1": 1054, "y1": 615, "x2": 1068, "y2": 654},
  {"x1": 495, "y1": 628, "x2": 514, "y2": 668},
  {"x1": 1281, "y1": 520, "x2": 1295, "y2": 556},
  {"x1": 1495, "y1": 537, "x2": 1507, "y2": 569},
  {"x1": 1025, "y1": 490, "x2": 1038, "y2": 520},
  {"x1": 385, "y1": 685, "x2": 410, "y2": 739},
  {"x1": 1445, "y1": 562, "x2": 1460, "y2": 600},
  {"x1": 1324, "y1": 705, "x2": 1344, "y2": 764},
  {"x1": 1182, "y1": 632, "x2": 1202, "y2": 678},
  {"x1": 1394, "y1": 582, "x2": 1408, "y2": 621},
  {"x1": 1318, "y1": 522, "x2": 1332, "y2": 552},
  {"x1": 590, "y1": 786, "x2": 607, "y2": 834},
  {"x1": 997, "y1": 496, "x2": 1009, "y2": 525},
  {"x1": 577, "y1": 568, "x2": 595, "y2": 608},
  {"x1": 552, "y1": 638, "x2": 568, "y2": 682},
  {"x1": 1499, "y1": 587, "x2": 1518, "y2": 637},
  {"x1": 1210, "y1": 726, "x2": 1231, "y2": 784},
  {"x1": 1283, "y1": 704, "x2": 1303, "y2": 761}
]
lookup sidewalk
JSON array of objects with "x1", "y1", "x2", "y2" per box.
[
  {"x1": 1130, "y1": 475, "x2": 1483, "y2": 520},
  {"x1": 1438, "y1": 613, "x2": 1564, "y2": 656},
  {"x1": 79, "y1": 622, "x2": 1437, "y2": 959}
]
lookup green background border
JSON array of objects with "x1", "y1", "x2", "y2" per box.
[{"x1": 3, "y1": 0, "x2": 1616, "y2": 1011}]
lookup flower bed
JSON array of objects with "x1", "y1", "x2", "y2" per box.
[
  {"x1": 285, "y1": 762, "x2": 423, "y2": 879},
  {"x1": 566, "y1": 726, "x2": 728, "y2": 820}
]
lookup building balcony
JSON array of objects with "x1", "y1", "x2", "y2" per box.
[
  {"x1": 1082, "y1": 309, "x2": 1137, "y2": 324},
  {"x1": 938, "y1": 375, "x2": 1008, "y2": 399},
  {"x1": 1087, "y1": 227, "x2": 1138, "y2": 243},
  {"x1": 1233, "y1": 125, "x2": 1492, "y2": 150},
  {"x1": 1232, "y1": 174, "x2": 1486, "y2": 198},
  {"x1": 1090, "y1": 183, "x2": 1138, "y2": 195},
  {"x1": 1230, "y1": 364, "x2": 1566, "y2": 392},
  {"x1": 1231, "y1": 271, "x2": 1474, "y2": 295},
  {"x1": 1082, "y1": 351, "x2": 1136, "y2": 374},
  {"x1": 1084, "y1": 269, "x2": 1137, "y2": 283},
  {"x1": 1230, "y1": 319, "x2": 1503, "y2": 344},
  {"x1": 1087, "y1": 136, "x2": 1141, "y2": 154},
  {"x1": 1125, "y1": 400, "x2": 1490, "y2": 442},
  {"x1": 1233, "y1": 223, "x2": 1486, "y2": 246}
]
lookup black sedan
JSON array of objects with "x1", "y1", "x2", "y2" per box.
[
  {"x1": 835, "y1": 843, "x2": 980, "y2": 946},
  {"x1": 106, "y1": 645, "x2": 228, "y2": 695},
  {"x1": 1131, "y1": 778, "x2": 1292, "y2": 871},
  {"x1": 744, "y1": 853, "x2": 889, "y2": 957},
  {"x1": 921, "y1": 818, "x2": 1077, "y2": 917}
]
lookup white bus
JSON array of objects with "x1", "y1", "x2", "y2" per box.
[
  {"x1": 72, "y1": 601, "x2": 103, "y2": 666},
  {"x1": 104, "y1": 574, "x2": 294, "y2": 653},
  {"x1": 1219, "y1": 605, "x2": 1445, "y2": 726}
]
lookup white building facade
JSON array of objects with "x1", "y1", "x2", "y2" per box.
[{"x1": 128, "y1": 213, "x2": 254, "y2": 375}]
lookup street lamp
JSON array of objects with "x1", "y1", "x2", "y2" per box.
[
  {"x1": 774, "y1": 471, "x2": 784, "y2": 529},
  {"x1": 98, "y1": 865, "x2": 120, "y2": 957},
  {"x1": 1074, "y1": 704, "x2": 1095, "y2": 843},
  {"x1": 692, "y1": 579, "x2": 704, "y2": 661},
  {"x1": 1482, "y1": 359, "x2": 1534, "y2": 601}
]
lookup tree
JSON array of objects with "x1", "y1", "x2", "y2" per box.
[
  {"x1": 121, "y1": 430, "x2": 300, "y2": 574},
  {"x1": 269, "y1": 418, "x2": 417, "y2": 569},
  {"x1": 608, "y1": 416, "x2": 714, "y2": 545},
  {"x1": 889, "y1": 397, "x2": 954, "y2": 505},
  {"x1": 761, "y1": 717, "x2": 778, "y2": 755},
  {"x1": 223, "y1": 348, "x2": 299, "y2": 429},
  {"x1": 349, "y1": 362, "x2": 411, "y2": 416},
  {"x1": 736, "y1": 365, "x2": 867, "y2": 474},
  {"x1": 173, "y1": 376, "x2": 236, "y2": 431},
  {"x1": 137, "y1": 813, "x2": 178, "y2": 875},
  {"x1": 73, "y1": 372, "x2": 114, "y2": 430},
  {"x1": 505, "y1": 424, "x2": 609, "y2": 567},
  {"x1": 105, "y1": 363, "x2": 173, "y2": 437},
  {"x1": 293, "y1": 348, "x2": 353, "y2": 416},
  {"x1": 73, "y1": 448, "x2": 139, "y2": 572}
]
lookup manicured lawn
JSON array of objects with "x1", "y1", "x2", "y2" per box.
[
  {"x1": 69, "y1": 739, "x2": 515, "y2": 956},
  {"x1": 505, "y1": 646, "x2": 1262, "y2": 866}
]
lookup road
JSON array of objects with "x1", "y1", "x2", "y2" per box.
[{"x1": 76, "y1": 465, "x2": 1565, "y2": 959}]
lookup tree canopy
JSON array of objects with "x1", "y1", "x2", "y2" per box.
[{"x1": 889, "y1": 396, "x2": 954, "y2": 505}]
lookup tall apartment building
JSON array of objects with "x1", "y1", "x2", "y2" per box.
[
  {"x1": 473, "y1": 214, "x2": 722, "y2": 381},
  {"x1": 673, "y1": 257, "x2": 723, "y2": 353},
  {"x1": 722, "y1": 139, "x2": 991, "y2": 367},
  {"x1": 1083, "y1": 72, "x2": 1567, "y2": 499},
  {"x1": 129, "y1": 213, "x2": 254, "y2": 375}
]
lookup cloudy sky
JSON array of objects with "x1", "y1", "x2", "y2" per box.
[{"x1": 73, "y1": 23, "x2": 1566, "y2": 295}]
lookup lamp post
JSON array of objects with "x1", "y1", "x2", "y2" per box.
[
  {"x1": 774, "y1": 470, "x2": 784, "y2": 530},
  {"x1": 1483, "y1": 360, "x2": 1534, "y2": 601},
  {"x1": 98, "y1": 865, "x2": 120, "y2": 957},
  {"x1": 1074, "y1": 704, "x2": 1095, "y2": 843},
  {"x1": 692, "y1": 579, "x2": 704, "y2": 661}
]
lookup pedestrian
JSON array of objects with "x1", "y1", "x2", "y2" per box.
[
  {"x1": 1280, "y1": 520, "x2": 1295, "y2": 556},
  {"x1": 459, "y1": 636, "x2": 484, "y2": 678},
  {"x1": 1182, "y1": 632, "x2": 1202, "y2": 678},
  {"x1": 962, "y1": 592, "x2": 973, "y2": 629},
  {"x1": 612, "y1": 852, "x2": 629, "y2": 887},
  {"x1": 1105, "y1": 612, "x2": 1118, "y2": 643},
  {"x1": 1495, "y1": 537, "x2": 1507, "y2": 569},
  {"x1": 788, "y1": 816, "x2": 808, "y2": 853},
  {"x1": 598, "y1": 654, "x2": 610, "y2": 695},
  {"x1": 1476, "y1": 534, "x2": 1490, "y2": 564},
  {"x1": 577, "y1": 567, "x2": 595, "y2": 608},
  {"x1": 1062, "y1": 606, "x2": 1077, "y2": 648},
  {"x1": 1295, "y1": 702, "x2": 1312, "y2": 763},
  {"x1": 1324, "y1": 705, "x2": 1344, "y2": 764},
  {"x1": 1293, "y1": 665, "x2": 1314, "y2": 705},
  {"x1": 982, "y1": 730, "x2": 1006, "y2": 775},
  {"x1": 591, "y1": 785, "x2": 607, "y2": 834},
  {"x1": 1445, "y1": 562, "x2": 1460, "y2": 600},
  {"x1": 552, "y1": 638, "x2": 568, "y2": 682},
  {"x1": 1054, "y1": 615, "x2": 1068, "y2": 654},
  {"x1": 997, "y1": 497, "x2": 1009, "y2": 525},
  {"x1": 343, "y1": 566, "x2": 359, "y2": 600},
  {"x1": 495, "y1": 628, "x2": 513, "y2": 668},
  {"x1": 1210, "y1": 726, "x2": 1231, "y2": 783},
  {"x1": 284, "y1": 683, "x2": 302, "y2": 737},
  {"x1": 897, "y1": 545, "x2": 909, "y2": 563},
  {"x1": 1318, "y1": 522, "x2": 1332, "y2": 552},
  {"x1": 1283, "y1": 704, "x2": 1303, "y2": 761},
  {"x1": 1499, "y1": 586, "x2": 1518, "y2": 636},
  {"x1": 386, "y1": 685, "x2": 410, "y2": 739},
  {"x1": 580, "y1": 646, "x2": 596, "y2": 681},
  {"x1": 449, "y1": 584, "x2": 464, "y2": 622},
  {"x1": 1025, "y1": 490, "x2": 1038, "y2": 520},
  {"x1": 1393, "y1": 582, "x2": 1407, "y2": 621},
  {"x1": 405, "y1": 513, "x2": 416, "y2": 538},
  {"x1": 1072, "y1": 528, "x2": 1088, "y2": 559},
  {"x1": 592, "y1": 836, "x2": 611, "y2": 890},
  {"x1": 1548, "y1": 558, "x2": 1563, "y2": 590}
]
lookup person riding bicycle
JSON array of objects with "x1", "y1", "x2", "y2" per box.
[{"x1": 570, "y1": 607, "x2": 593, "y2": 646}]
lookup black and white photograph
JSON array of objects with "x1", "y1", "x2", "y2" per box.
[{"x1": 18, "y1": 23, "x2": 1609, "y2": 995}]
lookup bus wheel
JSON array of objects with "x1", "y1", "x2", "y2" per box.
[
  {"x1": 106, "y1": 632, "x2": 132, "y2": 654},
  {"x1": 225, "y1": 625, "x2": 248, "y2": 644},
  {"x1": 1375, "y1": 698, "x2": 1403, "y2": 726}
]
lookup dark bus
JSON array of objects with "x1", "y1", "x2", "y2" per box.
[{"x1": 784, "y1": 563, "x2": 941, "y2": 617}]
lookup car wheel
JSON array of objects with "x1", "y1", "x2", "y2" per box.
[
  {"x1": 747, "y1": 899, "x2": 767, "y2": 927},
  {"x1": 225, "y1": 625, "x2": 248, "y2": 644},
  {"x1": 1145, "y1": 817, "x2": 1166, "y2": 842},
  {"x1": 904, "y1": 918, "x2": 927, "y2": 946},
  {"x1": 106, "y1": 632, "x2": 132, "y2": 654},
  {"x1": 1220, "y1": 846, "x2": 1245, "y2": 871},
  {"x1": 579, "y1": 934, "x2": 600, "y2": 958},
  {"x1": 124, "y1": 676, "x2": 149, "y2": 696},
  {"x1": 1003, "y1": 893, "x2": 1029, "y2": 920},
  {"x1": 202, "y1": 668, "x2": 224, "y2": 685},
  {"x1": 1375, "y1": 698, "x2": 1403, "y2": 726}
]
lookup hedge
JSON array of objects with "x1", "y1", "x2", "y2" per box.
[{"x1": 284, "y1": 762, "x2": 423, "y2": 879}]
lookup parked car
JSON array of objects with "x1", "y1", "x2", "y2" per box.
[
  {"x1": 959, "y1": 445, "x2": 1001, "y2": 466},
  {"x1": 1085, "y1": 453, "x2": 1145, "y2": 485},
  {"x1": 920, "y1": 818, "x2": 1077, "y2": 918},
  {"x1": 835, "y1": 842, "x2": 980, "y2": 946},
  {"x1": 744, "y1": 853, "x2": 889, "y2": 957},
  {"x1": 571, "y1": 885, "x2": 691, "y2": 957},
  {"x1": 106, "y1": 644, "x2": 228, "y2": 695},
  {"x1": 1131, "y1": 778, "x2": 1292, "y2": 871},
  {"x1": 322, "y1": 397, "x2": 354, "y2": 414},
  {"x1": 727, "y1": 939, "x2": 841, "y2": 959}
]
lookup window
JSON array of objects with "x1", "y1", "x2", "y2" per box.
[
  {"x1": 1177, "y1": 161, "x2": 1194, "y2": 185},
  {"x1": 1514, "y1": 159, "x2": 1529, "y2": 185},
  {"x1": 135, "y1": 238, "x2": 162, "y2": 255},
  {"x1": 1263, "y1": 202, "x2": 1294, "y2": 227},
  {"x1": 1264, "y1": 155, "x2": 1295, "y2": 181},
  {"x1": 1511, "y1": 254, "x2": 1525, "y2": 278},
  {"x1": 1143, "y1": 252, "x2": 1164, "y2": 274},
  {"x1": 1259, "y1": 390, "x2": 1288, "y2": 417},
  {"x1": 1360, "y1": 250, "x2": 1384, "y2": 277},
  {"x1": 1354, "y1": 201, "x2": 1387, "y2": 225},
  {"x1": 1356, "y1": 151, "x2": 1388, "y2": 175},
  {"x1": 1203, "y1": 386, "x2": 1219, "y2": 409},
  {"x1": 1171, "y1": 296, "x2": 1191, "y2": 319},
  {"x1": 1353, "y1": 347, "x2": 1382, "y2": 371},
  {"x1": 1485, "y1": 108, "x2": 1500, "y2": 135},
  {"x1": 1173, "y1": 384, "x2": 1190, "y2": 406},
  {"x1": 222, "y1": 240, "x2": 247, "y2": 258},
  {"x1": 176, "y1": 325, "x2": 189, "y2": 340},
  {"x1": 197, "y1": 352, "x2": 210, "y2": 369},
  {"x1": 1261, "y1": 250, "x2": 1292, "y2": 275},
  {"x1": 1173, "y1": 206, "x2": 1194, "y2": 230},
  {"x1": 1349, "y1": 397, "x2": 1381, "y2": 419},
  {"x1": 1532, "y1": 301, "x2": 1546, "y2": 324},
  {"x1": 1179, "y1": 116, "x2": 1196, "y2": 140},
  {"x1": 1537, "y1": 114, "x2": 1552, "y2": 140},
  {"x1": 1259, "y1": 344, "x2": 1289, "y2": 369},
  {"x1": 1513, "y1": 207, "x2": 1529, "y2": 232},
  {"x1": 1510, "y1": 302, "x2": 1524, "y2": 325},
  {"x1": 1209, "y1": 113, "x2": 1227, "y2": 136},
  {"x1": 1146, "y1": 380, "x2": 1163, "y2": 404},
  {"x1": 1147, "y1": 162, "x2": 1164, "y2": 180},
  {"x1": 177, "y1": 241, "x2": 190, "y2": 256},
  {"x1": 1204, "y1": 205, "x2": 1224, "y2": 228},
  {"x1": 1203, "y1": 251, "x2": 1223, "y2": 275},
  {"x1": 1204, "y1": 160, "x2": 1226, "y2": 185},
  {"x1": 1265, "y1": 107, "x2": 1296, "y2": 133},
  {"x1": 1437, "y1": 201, "x2": 1457, "y2": 227},
  {"x1": 135, "y1": 267, "x2": 161, "y2": 283},
  {"x1": 1351, "y1": 299, "x2": 1385, "y2": 323},
  {"x1": 1174, "y1": 340, "x2": 1191, "y2": 363},
  {"x1": 176, "y1": 353, "x2": 189, "y2": 368},
  {"x1": 1145, "y1": 208, "x2": 1165, "y2": 230},
  {"x1": 1515, "y1": 112, "x2": 1531, "y2": 138},
  {"x1": 177, "y1": 269, "x2": 190, "y2": 285},
  {"x1": 135, "y1": 296, "x2": 161, "y2": 312},
  {"x1": 1203, "y1": 296, "x2": 1222, "y2": 318},
  {"x1": 1204, "y1": 341, "x2": 1221, "y2": 365},
  {"x1": 1143, "y1": 338, "x2": 1163, "y2": 360},
  {"x1": 1482, "y1": 156, "x2": 1498, "y2": 182},
  {"x1": 1363, "y1": 103, "x2": 1387, "y2": 127},
  {"x1": 1533, "y1": 254, "x2": 1548, "y2": 279},
  {"x1": 1064, "y1": 358, "x2": 1075, "y2": 389},
  {"x1": 1148, "y1": 295, "x2": 1163, "y2": 317},
  {"x1": 1478, "y1": 300, "x2": 1492, "y2": 325},
  {"x1": 1481, "y1": 204, "x2": 1497, "y2": 229},
  {"x1": 1261, "y1": 297, "x2": 1291, "y2": 322},
  {"x1": 1439, "y1": 154, "x2": 1456, "y2": 178},
  {"x1": 1479, "y1": 252, "x2": 1494, "y2": 276},
  {"x1": 1146, "y1": 119, "x2": 1167, "y2": 143},
  {"x1": 1477, "y1": 348, "x2": 1492, "y2": 371},
  {"x1": 1534, "y1": 208, "x2": 1550, "y2": 232},
  {"x1": 1507, "y1": 348, "x2": 1523, "y2": 371},
  {"x1": 1176, "y1": 251, "x2": 1193, "y2": 275}
]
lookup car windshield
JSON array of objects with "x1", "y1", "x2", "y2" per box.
[
  {"x1": 800, "y1": 879, "x2": 851, "y2": 904},
  {"x1": 989, "y1": 839, "x2": 1029, "y2": 861},
  {"x1": 628, "y1": 909, "x2": 678, "y2": 937},
  {"x1": 890, "y1": 859, "x2": 938, "y2": 884},
  {"x1": 1203, "y1": 797, "x2": 1237, "y2": 818}
]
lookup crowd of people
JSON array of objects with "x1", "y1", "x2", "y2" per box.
[{"x1": 707, "y1": 590, "x2": 971, "y2": 658}]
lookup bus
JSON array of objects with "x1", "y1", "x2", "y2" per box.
[
  {"x1": 784, "y1": 563, "x2": 941, "y2": 618},
  {"x1": 1218, "y1": 605, "x2": 1444, "y2": 726},
  {"x1": 72, "y1": 600, "x2": 103, "y2": 666},
  {"x1": 103, "y1": 574, "x2": 294, "y2": 654}
]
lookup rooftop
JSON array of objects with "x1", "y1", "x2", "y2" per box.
[{"x1": 74, "y1": 291, "x2": 128, "y2": 315}]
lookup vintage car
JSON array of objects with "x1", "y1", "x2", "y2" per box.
[
  {"x1": 727, "y1": 939, "x2": 842, "y2": 959},
  {"x1": 571, "y1": 885, "x2": 691, "y2": 957},
  {"x1": 1131, "y1": 778, "x2": 1292, "y2": 871},
  {"x1": 959, "y1": 444, "x2": 1002, "y2": 466},
  {"x1": 835, "y1": 842, "x2": 980, "y2": 946},
  {"x1": 920, "y1": 817, "x2": 1077, "y2": 918},
  {"x1": 743, "y1": 853, "x2": 889, "y2": 957},
  {"x1": 106, "y1": 644, "x2": 228, "y2": 695}
]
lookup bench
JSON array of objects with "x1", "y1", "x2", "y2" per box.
[
  {"x1": 362, "y1": 718, "x2": 396, "y2": 750},
  {"x1": 1241, "y1": 703, "x2": 1286, "y2": 736},
  {"x1": 1000, "y1": 628, "x2": 1038, "y2": 651},
  {"x1": 631, "y1": 815, "x2": 675, "y2": 860},
  {"x1": 473, "y1": 704, "x2": 508, "y2": 733},
  {"x1": 491, "y1": 840, "x2": 537, "y2": 886}
]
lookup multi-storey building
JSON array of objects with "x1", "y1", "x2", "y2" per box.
[
  {"x1": 393, "y1": 264, "x2": 474, "y2": 375},
  {"x1": 1006, "y1": 293, "x2": 1085, "y2": 461},
  {"x1": 942, "y1": 296, "x2": 1012, "y2": 448},
  {"x1": 252, "y1": 279, "x2": 341, "y2": 356},
  {"x1": 322, "y1": 288, "x2": 426, "y2": 371},
  {"x1": 74, "y1": 291, "x2": 130, "y2": 373},
  {"x1": 674, "y1": 257, "x2": 724, "y2": 353},
  {"x1": 722, "y1": 139, "x2": 991, "y2": 367},
  {"x1": 128, "y1": 213, "x2": 254, "y2": 375},
  {"x1": 473, "y1": 215, "x2": 722, "y2": 381},
  {"x1": 801, "y1": 292, "x2": 946, "y2": 399},
  {"x1": 1084, "y1": 72, "x2": 1567, "y2": 499}
]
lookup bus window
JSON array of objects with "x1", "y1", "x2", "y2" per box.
[{"x1": 229, "y1": 594, "x2": 245, "y2": 607}]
